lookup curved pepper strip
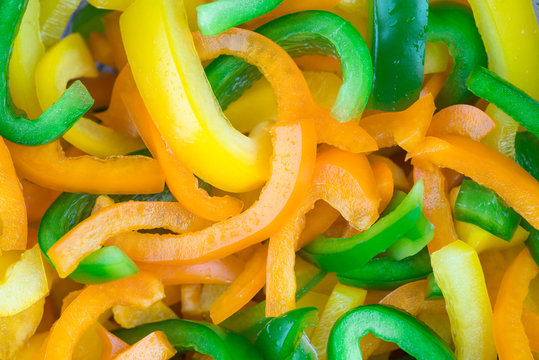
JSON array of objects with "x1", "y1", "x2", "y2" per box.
[
  {"x1": 39, "y1": 0, "x2": 81, "y2": 47},
  {"x1": 432, "y1": 241, "x2": 496, "y2": 360},
  {"x1": 113, "y1": 319, "x2": 263, "y2": 360},
  {"x1": 522, "y1": 310, "x2": 539, "y2": 353},
  {"x1": 88, "y1": 32, "x2": 115, "y2": 68},
  {"x1": 0, "y1": 0, "x2": 93, "y2": 145},
  {"x1": 112, "y1": 331, "x2": 176, "y2": 360},
  {"x1": 97, "y1": 326, "x2": 129, "y2": 360},
  {"x1": 370, "y1": 161, "x2": 394, "y2": 212},
  {"x1": 197, "y1": 0, "x2": 283, "y2": 36},
  {"x1": 420, "y1": 72, "x2": 448, "y2": 100},
  {"x1": 34, "y1": 33, "x2": 145, "y2": 157},
  {"x1": 0, "y1": 138, "x2": 27, "y2": 251},
  {"x1": 493, "y1": 248, "x2": 538, "y2": 360},
  {"x1": 409, "y1": 135, "x2": 539, "y2": 230},
  {"x1": 328, "y1": 304, "x2": 455, "y2": 360},
  {"x1": 122, "y1": 72, "x2": 244, "y2": 222},
  {"x1": 42, "y1": 273, "x2": 164, "y2": 360},
  {"x1": 426, "y1": 2, "x2": 487, "y2": 108},
  {"x1": 254, "y1": 307, "x2": 318, "y2": 360},
  {"x1": 515, "y1": 131, "x2": 539, "y2": 182},
  {"x1": 210, "y1": 244, "x2": 267, "y2": 324},
  {"x1": 368, "y1": 0, "x2": 428, "y2": 111},
  {"x1": 206, "y1": 10, "x2": 373, "y2": 122},
  {"x1": 427, "y1": 105, "x2": 495, "y2": 141},
  {"x1": 88, "y1": 0, "x2": 132, "y2": 11}
]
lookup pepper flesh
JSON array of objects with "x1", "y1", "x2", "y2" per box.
[
  {"x1": 112, "y1": 331, "x2": 176, "y2": 360},
  {"x1": 515, "y1": 131, "x2": 539, "y2": 182}
]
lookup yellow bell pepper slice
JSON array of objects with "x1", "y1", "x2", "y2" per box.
[
  {"x1": 13, "y1": 331, "x2": 48, "y2": 360},
  {"x1": 311, "y1": 283, "x2": 367, "y2": 360},
  {"x1": 432, "y1": 240, "x2": 496, "y2": 360},
  {"x1": 35, "y1": 33, "x2": 145, "y2": 157},
  {"x1": 40, "y1": 0, "x2": 82, "y2": 48},
  {"x1": 121, "y1": 0, "x2": 272, "y2": 192},
  {"x1": 467, "y1": 0, "x2": 539, "y2": 156},
  {"x1": 0, "y1": 298, "x2": 44, "y2": 360},
  {"x1": 0, "y1": 246, "x2": 49, "y2": 317},
  {"x1": 9, "y1": 0, "x2": 44, "y2": 119},
  {"x1": 112, "y1": 301, "x2": 178, "y2": 329},
  {"x1": 424, "y1": 42, "x2": 450, "y2": 75},
  {"x1": 456, "y1": 221, "x2": 529, "y2": 254},
  {"x1": 88, "y1": 0, "x2": 133, "y2": 11}
]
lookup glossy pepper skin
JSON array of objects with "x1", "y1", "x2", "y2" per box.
[
  {"x1": 337, "y1": 247, "x2": 433, "y2": 290},
  {"x1": 0, "y1": 0, "x2": 94, "y2": 145},
  {"x1": 426, "y1": 2, "x2": 487, "y2": 108},
  {"x1": 254, "y1": 307, "x2": 318, "y2": 360},
  {"x1": 327, "y1": 304, "x2": 456, "y2": 360},
  {"x1": 113, "y1": 319, "x2": 263, "y2": 360},
  {"x1": 205, "y1": 10, "x2": 373, "y2": 122},
  {"x1": 368, "y1": 0, "x2": 428, "y2": 111},
  {"x1": 455, "y1": 179, "x2": 520, "y2": 241},
  {"x1": 515, "y1": 131, "x2": 539, "y2": 182},
  {"x1": 525, "y1": 228, "x2": 539, "y2": 266},
  {"x1": 301, "y1": 181, "x2": 424, "y2": 273}
]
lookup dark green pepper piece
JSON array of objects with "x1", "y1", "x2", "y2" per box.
[
  {"x1": 515, "y1": 131, "x2": 539, "y2": 182},
  {"x1": 205, "y1": 10, "x2": 373, "y2": 122},
  {"x1": 426, "y1": 2, "x2": 487, "y2": 108},
  {"x1": 327, "y1": 305, "x2": 456, "y2": 360},
  {"x1": 0, "y1": 0, "x2": 94, "y2": 145},
  {"x1": 466, "y1": 66, "x2": 539, "y2": 139},
  {"x1": 337, "y1": 248, "x2": 432, "y2": 290},
  {"x1": 113, "y1": 319, "x2": 262, "y2": 360},
  {"x1": 455, "y1": 179, "x2": 520, "y2": 241},
  {"x1": 425, "y1": 273, "x2": 443, "y2": 300},
  {"x1": 254, "y1": 307, "x2": 319, "y2": 360},
  {"x1": 71, "y1": 3, "x2": 112, "y2": 40},
  {"x1": 368, "y1": 0, "x2": 428, "y2": 111}
]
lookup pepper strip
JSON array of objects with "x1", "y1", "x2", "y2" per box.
[
  {"x1": 88, "y1": 0, "x2": 131, "y2": 11},
  {"x1": 409, "y1": 135, "x2": 539, "y2": 229},
  {"x1": 0, "y1": 138, "x2": 27, "y2": 251},
  {"x1": 39, "y1": 0, "x2": 81, "y2": 47},
  {"x1": 42, "y1": 273, "x2": 164, "y2": 360},
  {"x1": 371, "y1": 161, "x2": 394, "y2": 212},
  {"x1": 0, "y1": 0, "x2": 93, "y2": 145},
  {"x1": 210, "y1": 245, "x2": 267, "y2": 324},
  {"x1": 493, "y1": 248, "x2": 538, "y2": 360},
  {"x1": 522, "y1": 310, "x2": 539, "y2": 353},
  {"x1": 197, "y1": 0, "x2": 283, "y2": 36},
  {"x1": 97, "y1": 326, "x2": 129, "y2": 360},
  {"x1": 427, "y1": 105, "x2": 495, "y2": 141},
  {"x1": 34, "y1": 34, "x2": 145, "y2": 157},
  {"x1": 112, "y1": 331, "x2": 176, "y2": 360},
  {"x1": 122, "y1": 72, "x2": 244, "y2": 222}
]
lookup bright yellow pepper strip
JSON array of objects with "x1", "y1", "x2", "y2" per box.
[
  {"x1": 467, "y1": 0, "x2": 539, "y2": 156},
  {"x1": 431, "y1": 240, "x2": 496, "y2": 360},
  {"x1": 39, "y1": 0, "x2": 82, "y2": 48},
  {"x1": 455, "y1": 221, "x2": 529, "y2": 254},
  {"x1": 0, "y1": 246, "x2": 49, "y2": 317},
  {"x1": 88, "y1": 0, "x2": 133, "y2": 11},
  {"x1": 112, "y1": 301, "x2": 178, "y2": 329},
  {"x1": 121, "y1": 0, "x2": 272, "y2": 192},
  {"x1": 35, "y1": 33, "x2": 145, "y2": 157}
]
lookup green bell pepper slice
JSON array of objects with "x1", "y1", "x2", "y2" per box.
[
  {"x1": 455, "y1": 179, "x2": 521, "y2": 241},
  {"x1": 205, "y1": 10, "x2": 373, "y2": 122},
  {"x1": 254, "y1": 307, "x2": 319, "y2": 360},
  {"x1": 113, "y1": 319, "x2": 262, "y2": 360},
  {"x1": 337, "y1": 247, "x2": 433, "y2": 290},
  {"x1": 197, "y1": 0, "x2": 283, "y2": 37},
  {"x1": 301, "y1": 181, "x2": 424, "y2": 273},
  {"x1": 327, "y1": 304, "x2": 456, "y2": 360},
  {"x1": 515, "y1": 131, "x2": 539, "y2": 182},
  {"x1": 71, "y1": 3, "x2": 112, "y2": 40},
  {"x1": 38, "y1": 187, "x2": 176, "y2": 284},
  {"x1": 0, "y1": 0, "x2": 94, "y2": 145},
  {"x1": 426, "y1": 2, "x2": 487, "y2": 108},
  {"x1": 466, "y1": 66, "x2": 539, "y2": 140},
  {"x1": 425, "y1": 273, "x2": 443, "y2": 300},
  {"x1": 368, "y1": 0, "x2": 428, "y2": 111}
]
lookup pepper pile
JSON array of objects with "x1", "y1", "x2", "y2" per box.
[{"x1": 0, "y1": 0, "x2": 538, "y2": 359}]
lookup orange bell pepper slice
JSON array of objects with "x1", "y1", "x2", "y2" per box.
[
  {"x1": 112, "y1": 331, "x2": 176, "y2": 360},
  {"x1": 42, "y1": 272, "x2": 164, "y2": 360},
  {"x1": 80, "y1": 73, "x2": 117, "y2": 112},
  {"x1": 136, "y1": 256, "x2": 244, "y2": 286},
  {"x1": 97, "y1": 325, "x2": 129, "y2": 360},
  {"x1": 493, "y1": 248, "x2": 538, "y2": 360},
  {"x1": 104, "y1": 12, "x2": 128, "y2": 70},
  {"x1": 420, "y1": 72, "x2": 448, "y2": 99},
  {"x1": 368, "y1": 154, "x2": 411, "y2": 192},
  {"x1": 296, "y1": 201, "x2": 340, "y2": 250},
  {"x1": 409, "y1": 135, "x2": 539, "y2": 229},
  {"x1": 370, "y1": 161, "x2": 394, "y2": 212},
  {"x1": 88, "y1": 32, "x2": 115, "y2": 69},
  {"x1": 210, "y1": 244, "x2": 267, "y2": 324},
  {"x1": 427, "y1": 105, "x2": 496, "y2": 141},
  {"x1": 121, "y1": 69, "x2": 244, "y2": 222},
  {"x1": 0, "y1": 137, "x2": 27, "y2": 251},
  {"x1": 180, "y1": 285, "x2": 203, "y2": 319},
  {"x1": 522, "y1": 309, "x2": 539, "y2": 353},
  {"x1": 360, "y1": 93, "x2": 435, "y2": 152}
]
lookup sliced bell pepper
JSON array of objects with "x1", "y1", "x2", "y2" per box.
[
  {"x1": 426, "y1": 104, "x2": 495, "y2": 141},
  {"x1": 87, "y1": 0, "x2": 132, "y2": 10},
  {"x1": 296, "y1": 202, "x2": 340, "y2": 250},
  {"x1": 456, "y1": 221, "x2": 529, "y2": 254},
  {"x1": 426, "y1": 2, "x2": 487, "y2": 108},
  {"x1": 455, "y1": 179, "x2": 521, "y2": 241},
  {"x1": 431, "y1": 240, "x2": 496, "y2": 360},
  {"x1": 493, "y1": 248, "x2": 538, "y2": 359},
  {"x1": 368, "y1": 0, "x2": 428, "y2": 111},
  {"x1": 425, "y1": 273, "x2": 443, "y2": 300},
  {"x1": 112, "y1": 331, "x2": 177, "y2": 360},
  {"x1": 254, "y1": 307, "x2": 318, "y2": 360},
  {"x1": 42, "y1": 272, "x2": 164, "y2": 360},
  {"x1": 525, "y1": 228, "x2": 539, "y2": 267},
  {"x1": 197, "y1": 0, "x2": 284, "y2": 36},
  {"x1": 112, "y1": 301, "x2": 177, "y2": 330},
  {"x1": 210, "y1": 244, "x2": 267, "y2": 324},
  {"x1": 97, "y1": 325, "x2": 129, "y2": 360},
  {"x1": 205, "y1": 10, "x2": 373, "y2": 123},
  {"x1": 88, "y1": 32, "x2": 115, "y2": 68},
  {"x1": 1, "y1": 0, "x2": 93, "y2": 145},
  {"x1": 0, "y1": 138, "x2": 27, "y2": 251},
  {"x1": 103, "y1": 12, "x2": 128, "y2": 69},
  {"x1": 409, "y1": 135, "x2": 539, "y2": 230},
  {"x1": 423, "y1": 42, "x2": 450, "y2": 75},
  {"x1": 370, "y1": 161, "x2": 394, "y2": 212},
  {"x1": 368, "y1": 155, "x2": 411, "y2": 192},
  {"x1": 71, "y1": 3, "x2": 111, "y2": 40},
  {"x1": 420, "y1": 72, "x2": 448, "y2": 99},
  {"x1": 327, "y1": 304, "x2": 455, "y2": 360},
  {"x1": 337, "y1": 248, "x2": 432, "y2": 290},
  {"x1": 301, "y1": 180, "x2": 424, "y2": 273},
  {"x1": 39, "y1": 0, "x2": 81, "y2": 47},
  {"x1": 515, "y1": 131, "x2": 539, "y2": 181},
  {"x1": 113, "y1": 319, "x2": 263, "y2": 360},
  {"x1": 522, "y1": 310, "x2": 539, "y2": 353}
]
